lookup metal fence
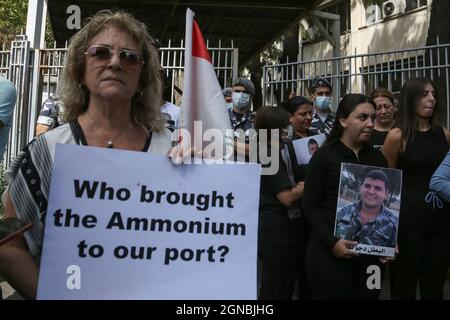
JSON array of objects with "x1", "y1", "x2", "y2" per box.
[
  {"x1": 160, "y1": 39, "x2": 238, "y2": 105},
  {"x1": 1, "y1": 36, "x2": 33, "y2": 169},
  {"x1": 263, "y1": 42, "x2": 450, "y2": 129},
  {"x1": 0, "y1": 35, "x2": 238, "y2": 168}
]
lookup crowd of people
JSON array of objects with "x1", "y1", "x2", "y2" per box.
[
  {"x1": 258, "y1": 78, "x2": 450, "y2": 300},
  {"x1": 0, "y1": 10, "x2": 450, "y2": 300}
]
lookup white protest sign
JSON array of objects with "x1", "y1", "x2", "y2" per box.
[{"x1": 37, "y1": 144, "x2": 261, "y2": 299}]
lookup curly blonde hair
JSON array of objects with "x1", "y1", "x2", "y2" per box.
[{"x1": 57, "y1": 10, "x2": 164, "y2": 131}]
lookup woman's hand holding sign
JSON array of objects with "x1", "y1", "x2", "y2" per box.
[{"x1": 332, "y1": 239, "x2": 359, "y2": 259}]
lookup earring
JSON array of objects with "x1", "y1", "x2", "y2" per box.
[
  {"x1": 78, "y1": 83, "x2": 86, "y2": 92},
  {"x1": 134, "y1": 91, "x2": 144, "y2": 100}
]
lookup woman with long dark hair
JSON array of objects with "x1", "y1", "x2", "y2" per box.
[
  {"x1": 303, "y1": 94, "x2": 388, "y2": 299},
  {"x1": 383, "y1": 77, "x2": 450, "y2": 299}
]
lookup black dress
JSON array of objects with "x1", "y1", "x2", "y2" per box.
[
  {"x1": 392, "y1": 127, "x2": 450, "y2": 299},
  {"x1": 368, "y1": 129, "x2": 389, "y2": 150}
]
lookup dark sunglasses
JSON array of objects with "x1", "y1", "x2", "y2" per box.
[{"x1": 85, "y1": 45, "x2": 144, "y2": 67}]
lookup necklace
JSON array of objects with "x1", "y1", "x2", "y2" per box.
[{"x1": 86, "y1": 112, "x2": 129, "y2": 148}]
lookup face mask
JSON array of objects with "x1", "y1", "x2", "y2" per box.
[
  {"x1": 225, "y1": 102, "x2": 234, "y2": 110},
  {"x1": 315, "y1": 96, "x2": 332, "y2": 111},
  {"x1": 232, "y1": 92, "x2": 251, "y2": 110}
]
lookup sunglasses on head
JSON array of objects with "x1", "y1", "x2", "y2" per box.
[{"x1": 85, "y1": 45, "x2": 144, "y2": 67}]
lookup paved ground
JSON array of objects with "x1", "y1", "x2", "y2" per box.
[
  {"x1": 379, "y1": 268, "x2": 450, "y2": 300},
  {"x1": 0, "y1": 281, "x2": 20, "y2": 299},
  {"x1": 2, "y1": 273, "x2": 449, "y2": 300}
]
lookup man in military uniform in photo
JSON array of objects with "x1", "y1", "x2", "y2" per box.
[{"x1": 335, "y1": 169, "x2": 399, "y2": 247}]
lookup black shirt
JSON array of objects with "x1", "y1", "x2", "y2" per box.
[
  {"x1": 302, "y1": 140, "x2": 388, "y2": 250},
  {"x1": 259, "y1": 147, "x2": 304, "y2": 246},
  {"x1": 367, "y1": 129, "x2": 389, "y2": 150},
  {"x1": 397, "y1": 127, "x2": 449, "y2": 228},
  {"x1": 291, "y1": 129, "x2": 314, "y2": 141}
]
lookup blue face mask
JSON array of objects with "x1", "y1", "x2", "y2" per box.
[
  {"x1": 315, "y1": 96, "x2": 332, "y2": 111},
  {"x1": 225, "y1": 102, "x2": 234, "y2": 110},
  {"x1": 232, "y1": 92, "x2": 251, "y2": 110}
]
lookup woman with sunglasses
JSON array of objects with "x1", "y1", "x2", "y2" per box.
[
  {"x1": 0, "y1": 10, "x2": 171, "y2": 299},
  {"x1": 383, "y1": 78, "x2": 450, "y2": 299},
  {"x1": 302, "y1": 94, "x2": 389, "y2": 299}
]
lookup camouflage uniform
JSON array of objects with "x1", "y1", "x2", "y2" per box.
[
  {"x1": 229, "y1": 109, "x2": 255, "y2": 144},
  {"x1": 309, "y1": 112, "x2": 335, "y2": 136},
  {"x1": 36, "y1": 97, "x2": 64, "y2": 129},
  {"x1": 335, "y1": 200, "x2": 398, "y2": 247}
]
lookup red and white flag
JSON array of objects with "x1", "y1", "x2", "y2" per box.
[{"x1": 178, "y1": 9, "x2": 232, "y2": 156}]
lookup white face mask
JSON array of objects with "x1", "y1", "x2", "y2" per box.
[
  {"x1": 315, "y1": 96, "x2": 332, "y2": 111},
  {"x1": 232, "y1": 92, "x2": 251, "y2": 110},
  {"x1": 225, "y1": 102, "x2": 234, "y2": 110}
]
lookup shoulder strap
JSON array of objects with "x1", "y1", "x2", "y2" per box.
[
  {"x1": 142, "y1": 131, "x2": 153, "y2": 152},
  {"x1": 69, "y1": 120, "x2": 88, "y2": 146},
  {"x1": 280, "y1": 145, "x2": 296, "y2": 187},
  {"x1": 286, "y1": 140, "x2": 299, "y2": 167}
]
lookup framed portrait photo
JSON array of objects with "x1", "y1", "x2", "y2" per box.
[
  {"x1": 291, "y1": 133, "x2": 326, "y2": 164},
  {"x1": 334, "y1": 163, "x2": 402, "y2": 257}
]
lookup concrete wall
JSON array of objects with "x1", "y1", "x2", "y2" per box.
[{"x1": 302, "y1": 0, "x2": 432, "y2": 61}]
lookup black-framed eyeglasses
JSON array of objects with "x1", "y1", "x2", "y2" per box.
[{"x1": 85, "y1": 45, "x2": 144, "y2": 68}]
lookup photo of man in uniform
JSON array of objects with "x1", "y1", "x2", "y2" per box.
[
  {"x1": 335, "y1": 169, "x2": 399, "y2": 248},
  {"x1": 307, "y1": 138, "x2": 319, "y2": 156},
  {"x1": 291, "y1": 133, "x2": 326, "y2": 164}
]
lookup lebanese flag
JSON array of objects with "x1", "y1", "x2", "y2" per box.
[{"x1": 178, "y1": 9, "x2": 232, "y2": 154}]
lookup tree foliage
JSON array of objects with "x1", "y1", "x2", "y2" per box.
[
  {"x1": 245, "y1": 23, "x2": 299, "y2": 109},
  {"x1": 0, "y1": 0, "x2": 28, "y2": 43},
  {"x1": 0, "y1": 0, "x2": 54, "y2": 46}
]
